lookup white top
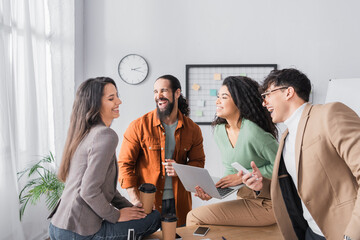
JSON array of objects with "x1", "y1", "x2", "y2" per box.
[{"x1": 283, "y1": 103, "x2": 324, "y2": 237}]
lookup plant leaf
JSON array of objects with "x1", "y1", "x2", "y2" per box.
[{"x1": 18, "y1": 152, "x2": 64, "y2": 221}]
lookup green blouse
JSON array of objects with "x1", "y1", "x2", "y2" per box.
[{"x1": 214, "y1": 119, "x2": 278, "y2": 179}]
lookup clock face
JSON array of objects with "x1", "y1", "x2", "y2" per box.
[{"x1": 118, "y1": 54, "x2": 149, "y2": 85}]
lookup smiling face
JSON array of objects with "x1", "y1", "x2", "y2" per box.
[
  {"x1": 216, "y1": 85, "x2": 240, "y2": 120},
  {"x1": 154, "y1": 78, "x2": 179, "y2": 120},
  {"x1": 100, "y1": 83, "x2": 122, "y2": 126},
  {"x1": 262, "y1": 84, "x2": 291, "y2": 123}
]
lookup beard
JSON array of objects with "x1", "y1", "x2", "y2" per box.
[{"x1": 156, "y1": 96, "x2": 175, "y2": 121}]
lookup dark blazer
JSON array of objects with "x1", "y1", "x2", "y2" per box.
[
  {"x1": 259, "y1": 102, "x2": 360, "y2": 240},
  {"x1": 50, "y1": 123, "x2": 132, "y2": 236}
]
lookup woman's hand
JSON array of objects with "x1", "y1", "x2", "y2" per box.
[
  {"x1": 215, "y1": 173, "x2": 243, "y2": 188},
  {"x1": 194, "y1": 186, "x2": 212, "y2": 201},
  {"x1": 242, "y1": 161, "x2": 263, "y2": 192},
  {"x1": 118, "y1": 206, "x2": 147, "y2": 222}
]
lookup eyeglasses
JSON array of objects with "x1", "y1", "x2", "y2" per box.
[{"x1": 261, "y1": 87, "x2": 288, "y2": 100}]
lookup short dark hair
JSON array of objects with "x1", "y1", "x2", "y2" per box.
[
  {"x1": 156, "y1": 75, "x2": 190, "y2": 116},
  {"x1": 262, "y1": 68, "x2": 311, "y2": 102},
  {"x1": 212, "y1": 76, "x2": 278, "y2": 138}
]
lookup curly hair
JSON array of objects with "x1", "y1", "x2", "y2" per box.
[
  {"x1": 212, "y1": 76, "x2": 277, "y2": 138},
  {"x1": 156, "y1": 75, "x2": 190, "y2": 116}
]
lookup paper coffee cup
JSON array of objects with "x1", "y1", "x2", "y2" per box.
[
  {"x1": 161, "y1": 213, "x2": 177, "y2": 240},
  {"x1": 138, "y1": 183, "x2": 156, "y2": 214}
]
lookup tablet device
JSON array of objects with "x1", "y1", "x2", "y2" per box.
[{"x1": 172, "y1": 163, "x2": 243, "y2": 199}]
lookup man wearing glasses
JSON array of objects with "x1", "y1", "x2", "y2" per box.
[{"x1": 243, "y1": 68, "x2": 360, "y2": 240}]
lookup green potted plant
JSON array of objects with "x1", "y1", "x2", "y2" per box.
[{"x1": 17, "y1": 152, "x2": 64, "y2": 220}]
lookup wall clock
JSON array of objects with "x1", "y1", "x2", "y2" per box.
[{"x1": 118, "y1": 54, "x2": 149, "y2": 85}]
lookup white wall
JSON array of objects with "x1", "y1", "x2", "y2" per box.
[
  {"x1": 79, "y1": 0, "x2": 360, "y2": 207},
  {"x1": 75, "y1": 0, "x2": 84, "y2": 87}
]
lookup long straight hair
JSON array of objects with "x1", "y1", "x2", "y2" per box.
[
  {"x1": 58, "y1": 77, "x2": 117, "y2": 182},
  {"x1": 212, "y1": 76, "x2": 277, "y2": 138}
]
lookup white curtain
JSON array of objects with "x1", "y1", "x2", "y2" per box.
[{"x1": 0, "y1": 0, "x2": 74, "y2": 239}]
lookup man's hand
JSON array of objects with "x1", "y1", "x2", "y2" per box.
[
  {"x1": 242, "y1": 161, "x2": 263, "y2": 192},
  {"x1": 194, "y1": 186, "x2": 212, "y2": 201},
  {"x1": 215, "y1": 173, "x2": 243, "y2": 188},
  {"x1": 163, "y1": 159, "x2": 177, "y2": 176},
  {"x1": 118, "y1": 206, "x2": 146, "y2": 222}
]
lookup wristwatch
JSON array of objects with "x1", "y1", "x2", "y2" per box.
[{"x1": 344, "y1": 235, "x2": 352, "y2": 240}]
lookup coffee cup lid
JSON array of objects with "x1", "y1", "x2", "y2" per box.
[
  {"x1": 161, "y1": 213, "x2": 177, "y2": 222},
  {"x1": 138, "y1": 183, "x2": 156, "y2": 193}
]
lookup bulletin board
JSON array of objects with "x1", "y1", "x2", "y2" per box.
[{"x1": 186, "y1": 64, "x2": 277, "y2": 125}]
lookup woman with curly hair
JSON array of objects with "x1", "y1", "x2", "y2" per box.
[{"x1": 187, "y1": 76, "x2": 278, "y2": 227}]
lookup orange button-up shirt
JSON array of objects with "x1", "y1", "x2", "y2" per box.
[{"x1": 118, "y1": 109, "x2": 205, "y2": 226}]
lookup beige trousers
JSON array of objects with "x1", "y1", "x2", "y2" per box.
[{"x1": 186, "y1": 197, "x2": 275, "y2": 227}]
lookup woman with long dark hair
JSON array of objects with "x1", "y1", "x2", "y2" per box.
[
  {"x1": 187, "y1": 76, "x2": 278, "y2": 227},
  {"x1": 49, "y1": 77, "x2": 160, "y2": 239}
]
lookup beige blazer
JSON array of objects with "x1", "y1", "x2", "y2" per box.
[
  {"x1": 259, "y1": 102, "x2": 360, "y2": 240},
  {"x1": 50, "y1": 123, "x2": 132, "y2": 236}
]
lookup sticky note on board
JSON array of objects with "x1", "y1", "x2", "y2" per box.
[
  {"x1": 210, "y1": 89, "x2": 217, "y2": 96},
  {"x1": 192, "y1": 83, "x2": 200, "y2": 91},
  {"x1": 239, "y1": 73, "x2": 247, "y2": 77},
  {"x1": 214, "y1": 73, "x2": 222, "y2": 80},
  {"x1": 195, "y1": 110, "x2": 203, "y2": 116},
  {"x1": 197, "y1": 100, "x2": 205, "y2": 107}
]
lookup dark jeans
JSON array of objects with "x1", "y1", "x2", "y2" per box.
[
  {"x1": 49, "y1": 210, "x2": 161, "y2": 240},
  {"x1": 305, "y1": 227, "x2": 326, "y2": 240}
]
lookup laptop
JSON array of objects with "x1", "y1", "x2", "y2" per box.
[{"x1": 172, "y1": 163, "x2": 243, "y2": 199}]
